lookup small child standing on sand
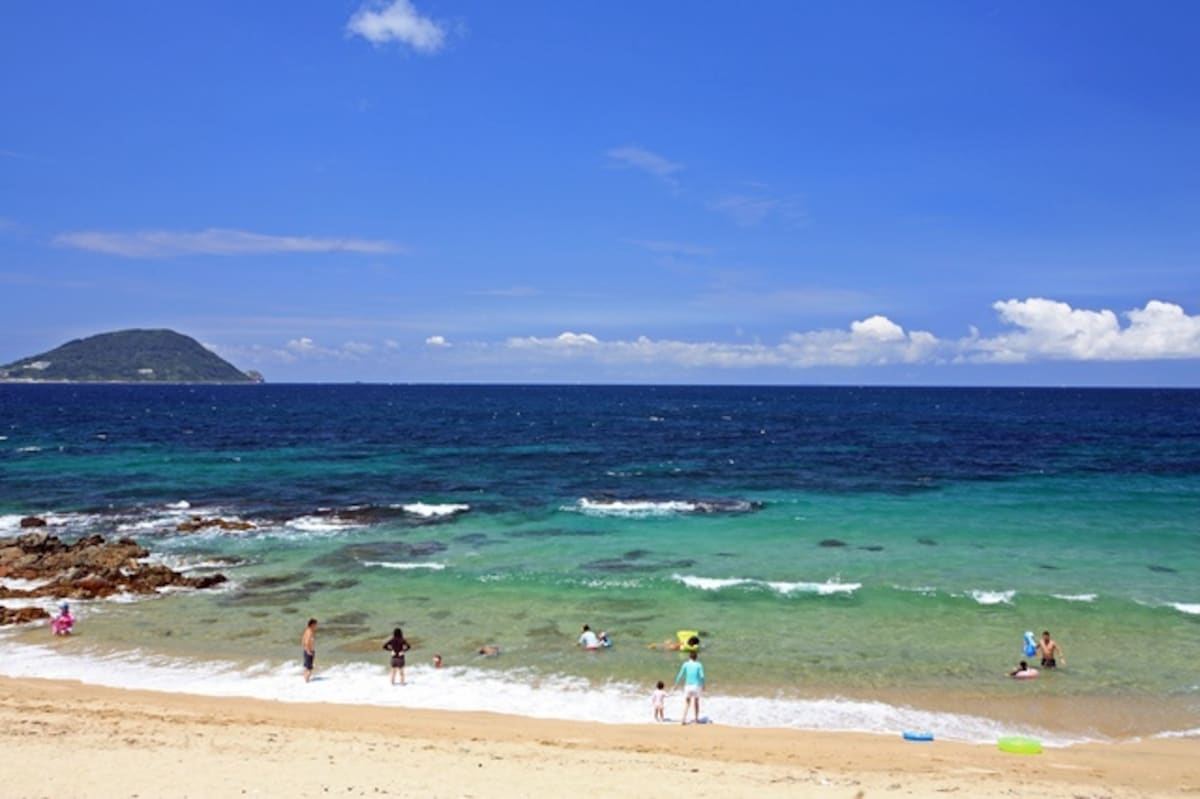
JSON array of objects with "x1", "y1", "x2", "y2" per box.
[{"x1": 651, "y1": 680, "x2": 667, "y2": 722}]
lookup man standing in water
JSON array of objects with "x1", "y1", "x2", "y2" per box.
[
  {"x1": 1037, "y1": 630, "x2": 1065, "y2": 668},
  {"x1": 302, "y1": 618, "x2": 318, "y2": 682},
  {"x1": 674, "y1": 649, "x2": 706, "y2": 725}
]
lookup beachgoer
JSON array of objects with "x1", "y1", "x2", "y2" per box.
[
  {"x1": 1036, "y1": 630, "x2": 1065, "y2": 668},
  {"x1": 383, "y1": 627, "x2": 412, "y2": 685},
  {"x1": 1009, "y1": 660, "x2": 1039, "y2": 679},
  {"x1": 578, "y1": 624, "x2": 600, "y2": 650},
  {"x1": 651, "y1": 680, "x2": 667, "y2": 722},
  {"x1": 598, "y1": 631, "x2": 611, "y2": 648},
  {"x1": 477, "y1": 645, "x2": 500, "y2": 657},
  {"x1": 653, "y1": 634, "x2": 699, "y2": 651},
  {"x1": 51, "y1": 602, "x2": 74, "y2": 636},
  {"x1": 301, "y1": 618, "x2": 317, "y2": 682},
  {"x1": 673, "y1": 650, "x2": 706, "y2": 725},
  {"x1": 433, "y1": 653, "x2": 443, "y2": 668}
]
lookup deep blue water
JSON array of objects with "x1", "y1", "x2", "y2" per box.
[{"x1": 2, "y1": 384, "x2": 1199, "y2": 736}]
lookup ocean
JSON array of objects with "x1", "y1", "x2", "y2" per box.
[{"x1": 2, "y1": 384, "x2": 1198, "y2": 744}]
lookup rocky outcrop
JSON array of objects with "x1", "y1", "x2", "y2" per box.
[
  {"x1": 0, "y1": 532, "x2": 227, "y2": 620},
  {"x1": 176, "y1": 516, "x2": 256, "y2": 533},
  {"x1": 19, "y1": 516, "x2": 47, "y2": 528},
  {"x1": 0, "y1": 606, "x2": 50, "y2": 625}
]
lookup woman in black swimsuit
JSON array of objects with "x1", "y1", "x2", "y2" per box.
[{"x1": 384, "y1": 627, "x2": 413, "y2": 685}]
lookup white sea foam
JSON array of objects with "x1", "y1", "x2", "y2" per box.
[
  {"x1": 165, "y1": 500, "x2": 192, "y2": 510},
  {"x1": 15, "y1": 446, "x2": 43, "y2": 453},
  {"x1": 284, "y1": 516, "x2": 361, "y2": 534},
  {"x1": 361, "y1": 560, "x2": 447, "y2": 571},
  {"x1": 1052, "y1": 593, "x2": 1098, "y2": 603},
  {"x1": 766, "y1": 579, "x2": 861, "y2": 596},
  {"x1": 571, "y1": 498, "x2": 696, "y2": 517},
  {"x1": 1169, "y1": 602, "x2": 1200, "y2": 616},
  {"x1": 0, "y1": 577, "x2": 53, "y2": 591},
  {"x1": 893, "y1": 585, "x2": 939, "y2": 596},
  {"x1": 1153, "y1": 727, "x2": 1200, "y2": 739},
  {"x1": 0, "y1": 639, "x2": 1091, "y2": 746},
  {"x1": 673, "y1": 574, "x2": 860, "y2": 597},
  {"x1": 143, "y1": 553, "x2": 238, "y2": 573},
  {"x1": 966, "y1": 590, "x2": 1016, "y2": 606},
  {"x1": 398, "y1": 503, "x2": 470, "y2": 518},
  {"x1": 578, "y1": 578, "x2": 643, "y2": 590},
  {"x1": 0, "y1": 511, "x2": 107, "y2": 535}
]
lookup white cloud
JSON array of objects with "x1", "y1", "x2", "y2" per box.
[
  {"x1": 495, "y1": 299, "x2": 1200, "y2": 370},
  {"x1": 709, "y1": 192, "x2": 805, "y2": 227},
  {"x1": 343, "y1": 341, "x2": 374, "y2": 355},
  {"x1": 474, "y1": 286, "x2": 543, "y2": 298},
  {"x1": 629, "y1": 239, "x2": 713, "y2": 257},
  {"x1": 505, "y1": 319, "x2": 937, "y2": 368},
  {"x1": 606, "y1": 145, "x2": 683, "y2": 184},
  {"x1": 55, "y1": 228, "x2": 402, "y2": 258},
  {"x1": 209, "y1": 298, "x2": 1200, "y2": 377},
  {"x1": 963, "y1": 298, "x2": 1200, "y2": 363},
  {"x1": 347, "y1": 0, "x2": 447, "y2": 53},
  {"x1": 287, "y1": 337, "x2": 317, "y2": 353},
  {"x1": 508, "y1": 332, "x2": 600, "y2": 349}
]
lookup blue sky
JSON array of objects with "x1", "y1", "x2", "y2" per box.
[{"x1": 2, "y1": 1, "x2": 1198, "y2": 384}]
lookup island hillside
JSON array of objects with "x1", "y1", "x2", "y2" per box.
[{"x1": 0, "y1": 329, "x2": 262, "y2": 383}]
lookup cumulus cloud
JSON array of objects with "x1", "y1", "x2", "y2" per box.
[
  {"x1": 508, "y1": 332, "x2": 601, "y2": 349},
  {"x1": 346, "y1": 0, "x2": 447, "y2": 52},
  {"x1": 495, "y1": 299, "x2": 1200, "y2": 370},
  {"x1": 505, "y1": 319, "x2": 938, "y2": 368},
  {"x1": 964, "y1": 298, "x2": 1200, "y2": 363},
  {"x1": 606, "y1": 145, "x2": 683, "y2": 185},
  {"x1": 425, "y1": 335, "x2": 450, "y2": 347},
  {"x1": 287, "y1": 337, "x2": 317, "y2": 353},
  {"x1": 55, "y1": 228, "x2": 402, "y2": 258}
]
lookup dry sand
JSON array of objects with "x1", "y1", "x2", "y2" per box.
[{"x1": 1, "y1": 676, "x2": 1195, "y2": 798}]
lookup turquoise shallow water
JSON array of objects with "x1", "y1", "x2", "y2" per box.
[{"x1": 2, "y1": 385, "x2": 1198, "y2": 736}]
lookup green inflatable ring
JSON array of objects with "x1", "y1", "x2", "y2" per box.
[{"x1": 997, "y1": 736, "x2": 1042, "y2": 755}]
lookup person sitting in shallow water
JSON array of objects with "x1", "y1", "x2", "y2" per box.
[
  {"x1": 477, "y1": 645, "x2": 500, "y2": 657},
  {"x1": 51, "y1": 602, "x2": 74, "y2": 636},
  {"x1": 1009, "y1": 660, "x2": 1039, "y2": 679}
]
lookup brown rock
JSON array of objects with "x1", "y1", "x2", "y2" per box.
[
  {"x1": 0, "y1": 606, "x2": 50, "y2": 625},
  {"x1": 19, "y1": 516, "x2": 48, "y2": 528},
  {"x1": 0, "y1": 532, "x2": 227, "y2": 610},
  {"x1": 176, "y1": 516, "x2": 256, "y2": 533},
  {"x1": 191, "y1": 574, "x2": 228, "y2": 590}
]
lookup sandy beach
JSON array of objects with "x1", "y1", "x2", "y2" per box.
[{"x1": 1, "y1": 676, "x2": 1195, "y2": 798}]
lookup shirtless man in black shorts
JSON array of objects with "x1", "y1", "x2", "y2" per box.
[
  {"x1": 1036, "y1": 630, "x2": 1065, "y2": 668},
  {"x1": 302, "y1": 618, "x2": 318, "y2": 682}
]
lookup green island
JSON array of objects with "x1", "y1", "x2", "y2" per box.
[{"x1": 0, "y1": 329, "x2": 262, "y2": 383}]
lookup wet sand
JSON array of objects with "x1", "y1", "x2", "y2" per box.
[{"x1": 1, "y1": 676, "x2": 1196, "y2": 798}]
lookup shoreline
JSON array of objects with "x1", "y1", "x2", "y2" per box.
[
  {"x1": 2, "y1": 675, "x2": 1197, "y2": 798},
  {"x1": 3, "y1": 625, "x2": 1198, "y2": 744}
]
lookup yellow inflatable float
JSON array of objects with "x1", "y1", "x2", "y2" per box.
[
  {"x1": 648, "y1": 630, "x2": 702, "y2": 650},
  {"x1": 997, "y1": 736, "x2": 1042, "y2": 755}
]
